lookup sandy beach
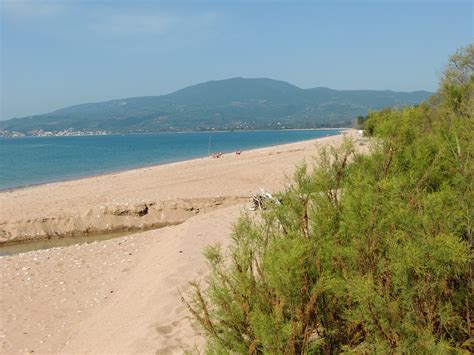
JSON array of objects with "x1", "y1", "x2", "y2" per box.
[{"x1": 0, "y1": 129, "x2": 366, "y2": 353}]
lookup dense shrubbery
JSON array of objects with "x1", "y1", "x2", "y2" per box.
[{"x1": 184, "y1": 45, "x2": 473, "y2": 353}]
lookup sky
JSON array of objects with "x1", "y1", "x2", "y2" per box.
[{"x1": 0, "y1": 0, "x2": 472, "y2": 120}]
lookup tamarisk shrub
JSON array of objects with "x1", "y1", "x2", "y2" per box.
[{"x1": 183, "y1": 45, "x2": 473, "y2": 354}]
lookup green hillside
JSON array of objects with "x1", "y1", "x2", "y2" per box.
[{"x1": 0, "y1": 78, "x2": 432, "y2": 134}]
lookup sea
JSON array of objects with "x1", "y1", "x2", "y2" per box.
[{"x1": 0, "y1": 129, "x2": 341, "y2": 191}]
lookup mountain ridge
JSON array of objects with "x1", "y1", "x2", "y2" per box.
[{"x1": 1, "y1": 77, "x2": 433, "y2": 134}]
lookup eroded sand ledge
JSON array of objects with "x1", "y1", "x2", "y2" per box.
[
  {"x1": 1, "y1": 196, "x2": 248, "y2": 244},
  {"x1": 0, "y1": 130, "x2": 366, "y2": 353}
]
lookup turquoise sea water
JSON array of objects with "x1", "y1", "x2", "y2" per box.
[{"x1": 0, "y1": 129, "x2": 341, "y2": 191}]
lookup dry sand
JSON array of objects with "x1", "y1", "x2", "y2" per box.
[{"x1": 0, "y1": 129, "x2": 366, "y2": 353}]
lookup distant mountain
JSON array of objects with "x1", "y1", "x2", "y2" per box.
[{"x1": 0, "y1": 78, "x2": 432, "y2": 134}]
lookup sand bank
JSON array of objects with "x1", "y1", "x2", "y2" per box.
[{"x1": 0, "y1": 129, "x2": 366, "y2": 353}]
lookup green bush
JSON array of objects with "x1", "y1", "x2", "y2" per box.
[{"x1": 183, "y1": 45, "x2": 473, "y2": 353}]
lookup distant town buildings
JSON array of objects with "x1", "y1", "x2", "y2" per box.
[{"x1": 0, "y1": 128, "x2": 110, "y2": 138}]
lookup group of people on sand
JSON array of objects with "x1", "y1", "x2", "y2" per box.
[{"x1": 210, "y1": 150, "x2": 242, "y2": 159}]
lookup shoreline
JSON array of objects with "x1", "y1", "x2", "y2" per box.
[
  {"x1": 1, "y1": 128, "x2": 346, "y2": 193},
  {"x1": 0, "y1": 129, "x2": 366, "y2": 353},
  {"x1": 0, "y1": 130, "x2": 358, "y2": 245}
]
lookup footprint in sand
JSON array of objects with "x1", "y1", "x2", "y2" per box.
[
  {"x1": 155, "y1": 324, "x2": 174, "y2": 335},
  {"x1": 155, "y1": 318, "x2": 187, "y2": 337}
]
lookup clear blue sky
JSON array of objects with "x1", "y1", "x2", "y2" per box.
[{"x1": 1, "y1": 0, "x2": 472, "y2": 120}]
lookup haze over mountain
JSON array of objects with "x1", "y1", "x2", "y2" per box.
[{"x1": 0, "y1": 78, "x2": 432, "y2": 134}]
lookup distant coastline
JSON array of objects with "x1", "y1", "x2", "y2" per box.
[
  {"x1": 0, "y1": 128, "x2": 110, "y2": 138},
  {"x1": 0, "y1": 126, "x2": 349, "y2": 138}
]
